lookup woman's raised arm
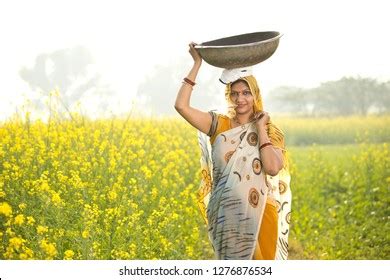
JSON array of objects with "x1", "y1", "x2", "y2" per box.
[{"x1": 174, "y1": 43, "x2": 212, "y2": 135}]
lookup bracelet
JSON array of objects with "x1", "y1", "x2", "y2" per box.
[
  {"x1": 259, "y1": 142, "x2": 273, "y2": 151},
  {"x1": 182, "y1": 81, "x2": 193, "y2": 88},
  {"x1": 183, "y1": 77, "x2": 196, "y2": 86}
]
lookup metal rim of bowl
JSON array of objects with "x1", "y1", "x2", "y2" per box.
[{"x1": 194, "y1": 32, "x2": 283, "y2": 49}]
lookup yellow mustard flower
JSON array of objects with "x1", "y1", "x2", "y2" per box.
[
  {"x1": 14, "y1": 214, "x2": 25, "y2": 226},
  {"x1": 9, "y1": 237, "x2": 25, "y2": 250},
  {"x1": 37, "y1": 225, "x2": 49, "y2": 234},
  {"x1": 82, "y1": 230, "x2": 90, "y2": 239},
  {"x1": 27, "y1": 216, "x2": 36, "y2": 226},
  {"x1": 24, "y1": 247, "x2": 34, "y2": 259},
  {"x1": 19, "y1": 253, "x2": 29, "y2": 260},
  {"x1": 40, "y1": 239, "x2": 57, "y2": 259},
  {"x1": 107, "y1": 190, "x2": 117, "y2": 201},
  {"x1": 151, "y1": 187, "x2": 158, "y2": 199},
  {"x1": 18, "y1": 203, "x2": 27, "y2": 210},
  {"x1": 0, "y1": 202, "x2": 12, "y2": 217},
  {"x1": 51, "y1": 192, "x2": 63, "y2": 206},
  {"x1": 64, "y1": 250, "x2": 75, "y2": 260}
]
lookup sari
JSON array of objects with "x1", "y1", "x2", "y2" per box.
[{"x1": 197, "y1": 112, "x2": 292, "y2": 260}]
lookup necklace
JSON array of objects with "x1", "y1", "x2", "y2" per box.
[
  {"x1": 232, "y1": 113, "x2": 255, "y2": 126},
  {"x1": 233, "y1": 117, "x2": 243, "y2": 125},
  {"x1": 232, "y1": 117, "x2": 248, "y2": 127}
]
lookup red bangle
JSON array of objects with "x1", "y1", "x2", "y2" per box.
[
  {"x1": 259, "y1": 142, "x2": 273, "y2": 150},
  {"x1": 183, "y1": 77, "x2": 196, "y2": 86}
]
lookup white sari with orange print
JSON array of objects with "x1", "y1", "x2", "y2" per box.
[{"x1": 197, "y1": 121, "x2": 291, "y2": 260}]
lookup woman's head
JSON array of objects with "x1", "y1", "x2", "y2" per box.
[{"x1": 225, "y1": 75, "x2": 263, "y2": 118}]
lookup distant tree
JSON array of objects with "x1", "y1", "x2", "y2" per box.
[
  {"x1": 375, "y1": 81, "x2": 390, "y2": 114},
  {"x1": 267, "y1": 77, "x2": 389, "y2": 117},
  {"x1": 312, "y1": 78, "x2": 355, "y2": 116},
  {"x1": 19, "y1": 46, "x2": 113, "y2": 113},
  {"x1": 314, "y1": 77, "x2": 383, "y2": 116},
  {"x1": 266, "y1": 86, "x2": 312, "y2": 115}
]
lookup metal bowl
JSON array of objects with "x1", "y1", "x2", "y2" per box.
[{"x1": 194, "y1": 31, "x2": 282, "y2": 69}]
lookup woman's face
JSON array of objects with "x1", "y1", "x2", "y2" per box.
[{"x1": 230, "y1": 80, "x2": 254, "y2": 115}]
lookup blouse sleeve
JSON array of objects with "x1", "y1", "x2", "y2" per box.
[{"x1": 207, "y1": 111, "x2": 219, "y2": 138}]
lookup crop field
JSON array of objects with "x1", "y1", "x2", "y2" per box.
[{"x1": 0, "y1": 115, "x2": 389, "y2": 259}]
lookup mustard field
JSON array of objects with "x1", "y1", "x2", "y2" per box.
[{"x1": 0, "y1": 115, "x2": 389, "y2": 259}]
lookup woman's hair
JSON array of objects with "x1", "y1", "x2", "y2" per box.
[{"x1": 224, "y1": 75, "x2": 263, "y2": 118}]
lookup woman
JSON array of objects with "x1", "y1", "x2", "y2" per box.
[{"x1": 174, "y1": 43, "x2": 292, "y2": 260}]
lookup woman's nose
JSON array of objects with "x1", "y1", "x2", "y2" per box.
[{"x1": 237, "y1": 93, "x2": 245, "y2": 101}]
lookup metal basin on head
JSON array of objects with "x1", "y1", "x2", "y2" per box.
[{"x1": 195, "y1": 31, "x2": 282, "y2": 69}]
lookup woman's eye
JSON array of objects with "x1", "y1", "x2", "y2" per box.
[{"x1": 244, "y1": 91, "x2": 251, "y2": 95}]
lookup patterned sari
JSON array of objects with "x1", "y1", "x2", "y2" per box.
[{"x1": 197, "y1": 117, "x2": 292, "y2": 260}]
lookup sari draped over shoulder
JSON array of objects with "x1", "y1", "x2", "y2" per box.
[{"x1": 197, "y1": 112, "x2": 292, "y2": 260}]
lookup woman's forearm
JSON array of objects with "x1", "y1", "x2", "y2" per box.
[
  {"x1": 174, "y1": 62, "x2": 201, "y2": 111},
  {"x1": 257, "y1": 125, "x2": 283, "y2": 176}
]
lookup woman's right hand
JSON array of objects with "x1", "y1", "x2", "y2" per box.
[
  {"x1": 253, "y1": 111, "x2": 270, "y2": 129},
  {"x1": 189, "y1": 42, "x2": 202, "y2": 65}
]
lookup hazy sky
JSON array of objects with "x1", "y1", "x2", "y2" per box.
[{"x1": 0, "y1": 0, "x2": 389, "y2": 119}]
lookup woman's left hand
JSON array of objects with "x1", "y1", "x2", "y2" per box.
[{"x1": 252, "y1": 111, "x2": 270, "y2": 129}]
